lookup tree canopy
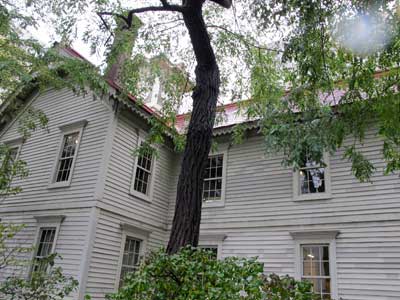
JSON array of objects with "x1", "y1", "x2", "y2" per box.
[{"x1": 1, "y1": 0, "x2": 399, "y2": 250}]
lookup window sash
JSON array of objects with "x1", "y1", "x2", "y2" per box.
[
  {"x1": 301, "y1": 244, "x2": 331, "y2": 299},
  {"x1": 55, "y1": 132, "x2": 80, "y2": 183},
  {"x1": 32, "y1": 227, "x2": 57, "y2": 273},
  {"x1": 119, "y1": 237, "x2": 142, "y2": 287},
  {"x1": 133, "y1": 143, "x2": 154, "y2": 196},
  {"x1": 203, "y1": 154, "x2": 224, "y2": 201}
]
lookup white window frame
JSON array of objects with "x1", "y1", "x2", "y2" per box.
[
  {"x1": 48, "y1": 120, "x2": 87, "y2": 188},
  {"x1": 115, "y1": 223, "x2": 150, "y2": 291},
  {"x1": 293, "y1": 152, "x2": 332, "y2": 201},
  {"x1": 290, "y1": 230, "x2": 339, "y2": 300},
  {"x1": 199, "y1": 234, "x2": 226, "y2": 260},
  {"x1": 4, "y1": 137, "x2": 24, "y2": 161},
  {"x1": 129, "y1": 136, "x2": 156, "y2": 202},
  {"x1": 202, "y1": 147, "x2": 228, "y2": 208},
  {"x1": 30, "y1": 215, "x2": 65, "y2": 275}
]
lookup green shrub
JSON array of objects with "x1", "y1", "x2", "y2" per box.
[
  {"x1": 0, "y1": 254, "x2": 78, "y2": 300},
  {"x1": 109, "y1": 247, "x2": 317, "y2": 300},
  {"x1": 263, "y1": 273, "x2": 319, "y2": 300}
]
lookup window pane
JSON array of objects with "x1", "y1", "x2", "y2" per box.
[
  {"x1": 120, "y1": 237, "x2": 142, "y2": 287},
  {"x1": 133, "y1": 143, "x2": 153, "y2": 195},
  {"x1": 301, "y1": 245, "x2": 331, "y2": 299},
  {"x1": 55, "y1": 132, "x2": 79, "y2": 183},
  {"x1": 33, "y1": 227, "x2": 57, "y2": 273},
  {"x1": 203, "y1": 155, "x2": 224, "y2": 202}
]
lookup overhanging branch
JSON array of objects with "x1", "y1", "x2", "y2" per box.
[{"x1": 98, "y1": 3, "x2": 185, "y2": 29}]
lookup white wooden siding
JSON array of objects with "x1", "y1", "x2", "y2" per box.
[
  {"x1": 100, "y1": 110, "x2": 175, "y2": 234},
  {"x1": 206, "y1": 220, "x2": 400, "y2": 300},
  {"x1": 0, "y1": 208, "x2": 92, "y2": 300},
  {"x1": 85, "y1": 209, "x2": 167, "y2": 300},
  {"x1": 0, "y1": 88, "x2": 112, "y2": 212},
  {"x1": 197, "y1": 130, "x2": 400, "y2": 226}
]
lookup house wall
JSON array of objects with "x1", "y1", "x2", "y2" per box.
[
  {"x1": 168, "y1": 127, "x2": 400, "y2": 300},
  {"x1": 0, "y1": 208, "x2": 93, "y2": 300},
  {"x1": 0, "y1": 88, "x2": 112, "y2": 212},
  {"x1": 0, "y1": 88, "x2": 114, "y2": 299},
  {"x1": 84, "y1": 109, "x2": 176, "y2": 300}
]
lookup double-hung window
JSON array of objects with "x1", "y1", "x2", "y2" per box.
[
  {"x1": 117, "y1": 223, "x2": 150, "y2": 289},
  {"x1": 31, "y1": 215, "x2": 64, "y2": 275},
  {"x1": 293, "y1": 152, "x2": 331, "y2": 201},
  {"x1": 291, "y1": 230, "x2": 338, "y2": 300},
  {"x1": 32, "y1": 227, "x2": 57, "y2": 273},
  {"x1": 301, "y1": 244, "x2": 331, "y2": 299},
  {"x1": 119, "y1": 237, "x2": 142, "y2": 287},
  {"x1": 49, "y1": 120, "x2": 86, "y2": 188},
  {"x1": 202, "y1": 149, "x2": 227, "y2": 207},
  {"x1": 130, "y1": 139, "x2": 155, "y2": 202}
]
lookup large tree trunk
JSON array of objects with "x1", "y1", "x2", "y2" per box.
[{"x1": 167, "y1": 2, "x2": 220, "y2": 254}]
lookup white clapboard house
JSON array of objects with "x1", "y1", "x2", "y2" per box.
[{"x1": 0, "y1": 47, "x2": 399, "y2": 300}]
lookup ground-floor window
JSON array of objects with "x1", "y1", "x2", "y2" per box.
[
  {"x1": 119, "y1": 236, "x2": 142, "y2": 288},
  {"x1": 301, "y1": 244, "x2": 331, "y2": 299},
  {"x1": 32, "y1": 227, "x2": 57, "y2": 272},
  {"x1": 290, "y1": 230, "x2": 339, "y2": 300},
  {"x1": 199, "y1": 245, "x2": 218, "y2": 259}
]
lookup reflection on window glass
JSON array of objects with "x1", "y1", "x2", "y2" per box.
[
  {"x1": 299, "y1": 156, "x2": 326, "y2": 195},
  {"x1": 301, "y1": 245, "x2": 331, "y2": 300},
  {"x1": 56, "y1": 132, "x2": 80, "y2": 182},
  {"x1": 119, "y1": 237, "x2": 142, "y2": 287},
  {"x1": 32, "y1": 227, "x2": 56, "y2": 273},
  {"x1": 133, "y1": 142, "x2": 153, "y2": 195},
  {"x1": 203, "y1": 155, "x2": 223, "y2": 201}
]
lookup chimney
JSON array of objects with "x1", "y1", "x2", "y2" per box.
[{"x1": 105, "y1": 15, "x2": 142, "y2": 84}]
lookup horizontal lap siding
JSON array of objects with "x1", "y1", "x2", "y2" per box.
[
  {"x1": 199, "y1": 130, "x2": 400, "y2": 225},
  {"x1": 85, "y1": 209, "x2": 166, "y2": 300},
  {"x1": 200, "y1": 221, "x2": 400, "y2": 300},
  {"x1": 0, "y1": 208, "x2": 92, "y2": 300},
  {"x1": 336, "y1": 222, "x2": 400, "y2": 300},
  {"x1": 101, "y1": 111, "x2": 174, "y2": 234},
  {"x1": 0, "y1": 88, "x2": 111, "y2": 211}
]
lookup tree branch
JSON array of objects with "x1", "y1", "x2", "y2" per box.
[
  {"x1": 209, "y1": 0, "x2": 232, "y2": 8},
  {"x1": 207, "y1": 24, "x2": 283, "y2": 53},
  {"x1": 98, "y1": 3, "x2": 185, "y2": 29}
]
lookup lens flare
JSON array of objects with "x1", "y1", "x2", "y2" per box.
[{"x1": 334, "y1": 13, "x2": 394, "y2": 55}]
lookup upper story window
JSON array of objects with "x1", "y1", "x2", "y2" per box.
[
  {"x1": 301, "y1": 244, "x2": 331, "y2": 300},
  {"x1": 56, "y1": 132, "x2": 80, "y2": 182},
  {"x1": 8, "y1": 146, "x2": 20, "y2": 161},
  {"x1": 3, "y1": 137, "x2": 23, "y2": 162},
  {"x1": 49, "y1": 120, "x2": 86, "y2": 188},
  {"x1": 293, "y1": 152, "x2": 331, "y2": 201},
  {"x1": 202, "y1": 149, "x2": 227, "y2": 207},
  {"x1": 130, "y1": 139, "x2": 155, "y2": 202}
]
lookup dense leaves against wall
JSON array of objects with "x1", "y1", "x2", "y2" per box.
[{"x1": 109, "y1": 247, "x2": 318, "y2": 300}]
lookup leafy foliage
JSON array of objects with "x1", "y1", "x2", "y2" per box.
[
  {"x1": 0, "y1": 254, "x2": 78, "y2": 300},
  {"x1": 109, "y1": 247, "x2": 317, "y2": 300},
  {"x1": 0, "y1": 223, "x2": 31, "y2": 270},
  {"x1": 1, "y1": 0, "x2": 399, "y2": 182}
]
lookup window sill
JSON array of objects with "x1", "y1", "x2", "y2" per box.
[
  {"x1": 203, "y1": 200, "x2": 225, "y2": 208},
  {"x1": 129, "y1": 190, "x2": 152, "y2": 203},
  {"x1": 48, "y1": 181, "x2": 71, "y2": 189},
  {"x1": 293, "y1": 193, "x2": 332, "y2": 202}
]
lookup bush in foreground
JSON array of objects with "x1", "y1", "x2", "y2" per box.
[{"x1": 109, "y1": 247, "x2": 318, "y2": 300}]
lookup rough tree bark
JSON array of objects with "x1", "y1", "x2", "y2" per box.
[
  {"x1": 166, "y1": 1, "x2": 220, "y2": 254},
  {"x1": 99, "y1": 0, "x2": 230, "y2": 255}
]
